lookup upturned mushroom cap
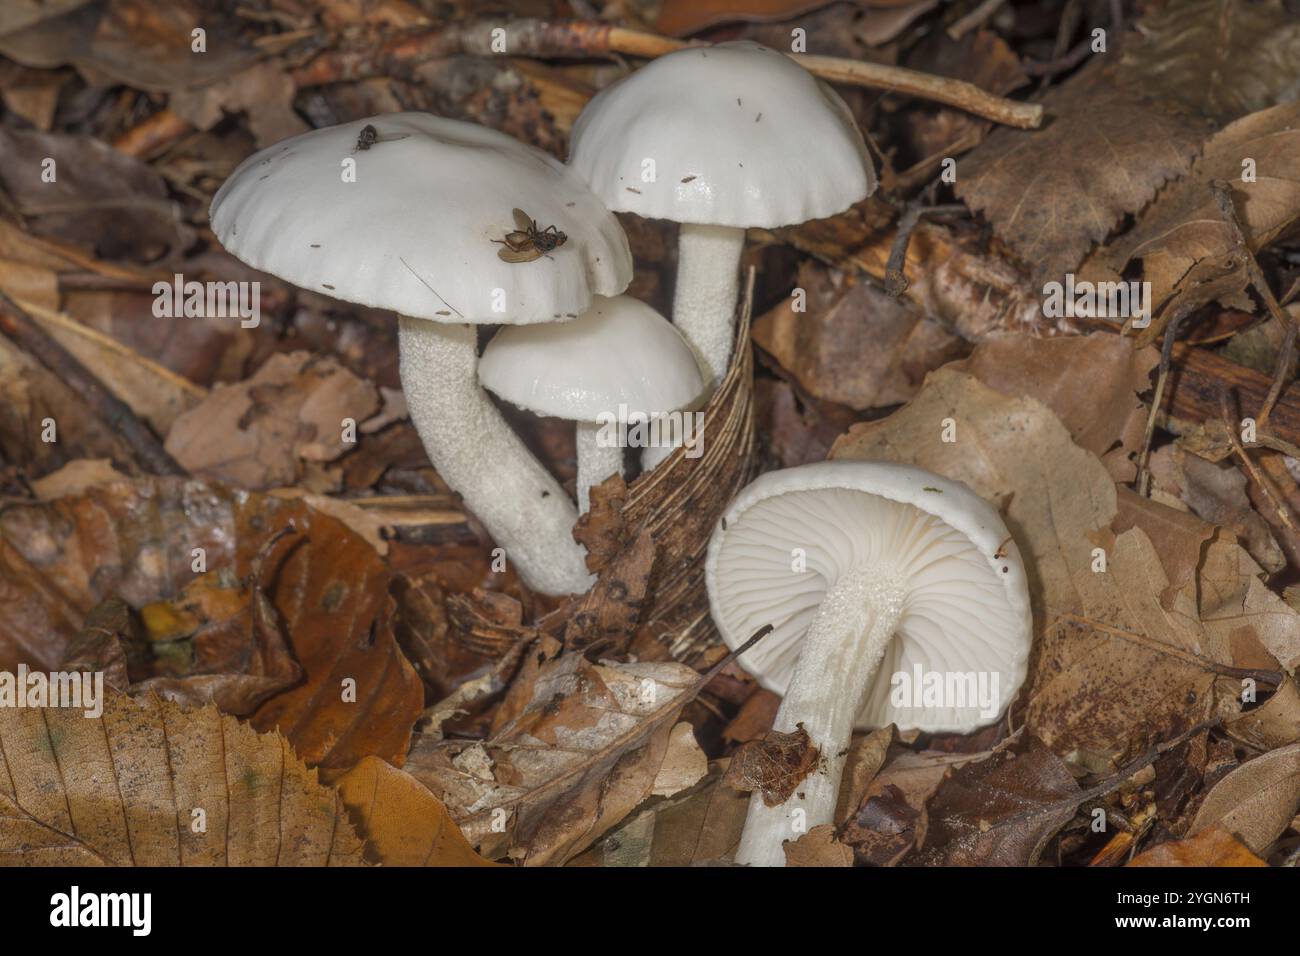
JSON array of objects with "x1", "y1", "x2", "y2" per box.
[
  {"x1": 706, "y1": 460, "x2": 1032, "y2": 733},
  {"x1": 211, "y1": 112, "x2": 632, "y2": 323},
  {"x1": 478, "y1": 294, "x2": 706, "y2": 423},
  {"x1": 568, "y1": 41, "x2": 875, "y2": 229}
]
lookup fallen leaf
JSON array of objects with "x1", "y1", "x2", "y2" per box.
[
  {"x1": 723, "y1": 724, "x2": 820, "y2": 807},
  {"x1": 784, "y1": 824, "x2": 854, "y2": 867},
  {"x1": 910, "y1": 737, "x2": 1082, "y2": 866},
  {"x1": 1129, "y1": 826, "x2": 1268, "y2": 866},
  {"x1": 1190, "y1": 741, "x2": 1300, "y2": 854},
  {"x1": 334, "y1": 756, "x2": 496, "y2": 867},
  {"x1": 0, "y1": 692, "x2": 367, "y2": 865}
]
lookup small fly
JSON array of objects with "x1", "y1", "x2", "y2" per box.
[
  {"x1": 353, "y1": 124, "x2": 409, "y2": 152},
  {"x1": 492, "y1": 208, "x2": 567, "y2": 263}
]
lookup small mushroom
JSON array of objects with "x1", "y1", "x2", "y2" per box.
[
  {"x1": 706, "y1": 460, "x2": 1032, "y2": 866},
  {"x1": 479, "y1": 295, "x2": 705, "y2": 512},
  {"x1": 569, "y1": 41, "x2": 875, "y2": 387},
  {"x1": 210, "y1": 113, "x2": 632, "y2": 596}
]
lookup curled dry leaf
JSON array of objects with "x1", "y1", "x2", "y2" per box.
[
  {"x1": 0, "y1": 692, "x2": 366, "y2": 866},
  {"x1": 334, "y1": 756, "x2": 496, "y2": 867},
  {"x1": 1189, "y1": 741, "x2": 1300, "y2": 855},
  {"x1": 0, "y1": 478, "x2": 424, "y2": 770},
  {"x1": 723, "y1": 724, "x2": 820, "y2": 807}
]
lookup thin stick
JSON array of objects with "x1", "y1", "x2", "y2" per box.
[
  {"x1": 884, "y1": 203, "x2": 967, "y2": 297},
  {"x1": 290, "y1": 19, "x2": 1043, "y2": 129},
  {"x1": 0, "y1": 291, "x2": 187, "y2": 477},
  {"x1": 1136, "y1": 312, "x2": 1187, "y2": 496},
  {"x1": 948, "y1": 0, "x2": 1008, "y2": 40},
  {"x1": 1221, "y1": 389, "x2": 1296, "y2": 533}
]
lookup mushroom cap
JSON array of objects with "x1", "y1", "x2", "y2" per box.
[
  {"x1": 479, "y1": 294, "x2": 706, "y2": 423},
  {"x1": 568, "y1": 41, "x2": 875, "y2": 229},
  {"x1": 706, "y1": 460, "x2": 1032, "y2": 734},
  {"x1": 210, "y1": 113, "x2": 632, "y2": 324}
]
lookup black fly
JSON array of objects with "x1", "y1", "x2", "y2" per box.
[
  {"x1": 353, "y1": 124, "x2": 409, "y2": 152},
  {"x1": 492, "y1": 208, "x2": 567, "y2": 263}
]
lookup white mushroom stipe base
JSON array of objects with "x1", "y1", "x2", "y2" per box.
[
  {"x1": 575, "y1": 421, "x2": 624, "y2": 513},
  {"x1": 672, "y1": 224, "x2": 746, "y2": 386},
  {"x1": 400, "y1": 319, "x2": 594, "y2": 595},
  {"x1": 707, "y1": 461, "x2": 1032, "y2": 867}
]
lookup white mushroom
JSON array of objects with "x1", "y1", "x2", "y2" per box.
[
  {"x1": 706, "y1": 460, "x2": 1032, "y2": 867},
  {"x1": 210, "y1": 113, "x2": 632, "y2": 595},
  {"x1": 479, "y1": 295, "x2": 705, "y2": 512},
  {"x1": 569, "y1": 41, "x2": 875, "y2": 386}
]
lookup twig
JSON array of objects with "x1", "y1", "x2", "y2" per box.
[
  {"x1": 290, "y1": 19, "x2": 1043, "y2": 129},
  {"x1": 1136, "y1": 312, "x2": 1188, "y2": 497},
  {"x1": 1211, "y1": 179, "x2": 1300, "y2": 433},
  {"x1": 0, "y1": 291, "x2": 187, "y2": 477},
  {"x1": 1220, "y1": 389, "x2": 1296, "y2": 533},
  {"x1": 884, "y1": 203, "x2": 967, "y2": 297},
  {"x1": 948, "y1": 0, "x2": 1008, "y2": 40}
]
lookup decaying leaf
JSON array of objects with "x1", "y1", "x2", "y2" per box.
[
  {"x1": 334, "y1": 756, "x2": 495, "y2": 867},
  {"x1": 0, "y1": 692, "x2": 367, "y2": 865},
  {"x1": 1129, "y1": 826, "x2": 1267, "y2": 867},
  {"x1": 1190, "y1": 741, "x2": 1300, "y2": 854},
  {"x1": 956, "y1": 64, "x2": 1206, "y2": 283},
  {"x1": 723, "y1": 723, "x2": 821, "y2": 807},
  {"x1": 910, "y1": 738, "x2": 1082, "y2": 866}
]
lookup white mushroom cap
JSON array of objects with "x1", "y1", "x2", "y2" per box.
[
  {"x1": 568, "y1": 41, "x2": 875, "y2": 229},
  {"x1": 707, "y1": 460, "x2": 1032, "y2": 733},
  {"x1": 478, "y1": 295, "x2": 706, "y2": 423},
  {"x1": 210, "y1": 112, "x2": 632, "y2": 323}
]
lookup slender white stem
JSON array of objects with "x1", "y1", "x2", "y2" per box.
[
  {"x1": 735, "y1": 565, "x2": 905, "y2": 867},
  {"x1": 398, "y1": 317, "x2": 594, "y2": 595},
  {"x1": 575, "y1": 420, "x2": 624, "y2": 513},
  {"x1": 672, "y1": 223, "x2": 745, "y2": 388}
]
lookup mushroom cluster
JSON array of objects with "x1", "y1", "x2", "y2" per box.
[
  {"x1": 209, "y1": 42, "x2": 876, "y2": 600},
  {"x1": 707, "y1": 461, "x2": 1033, "y2": 867}
]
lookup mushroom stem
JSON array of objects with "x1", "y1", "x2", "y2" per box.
[
  {"x1": 672, "y1": 222, "x2": 745, "y2": 387},
  {"x1": 398, "y1": 317, "x2": 594, "y2": 595},
  {"x1": 735, "y1": 565, "x2": 904, "y2": 867},
  {"x1": 575, "y1": 420, "x2": 624, "y2": 513}
]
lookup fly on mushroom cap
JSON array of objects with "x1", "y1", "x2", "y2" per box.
[
  {"x1": 479, "y1": 295, "x2": 706, "y2": 512},
  {"x1": 568, "y1": 41, "x2": 875, "y2": 386},
  {"x1": 211, "y1": 112, "x2": 630, "y2": 323},
  {"x1": 210, "y1": 113, "x2": 634, "y2": 597},
  {"x1": 707, "y1": 460, "x2": 1031, "y2": 867}
]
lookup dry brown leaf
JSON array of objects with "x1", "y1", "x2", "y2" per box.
[
  {"x1": 1129, "y1": 826, "x2": 1268, "y2": 866},
  {"x1": 1225, "y1": 679, "x2": 1300, "y2": 751},
  {"x1": 723, "y1": 724, "x2": 820, "y2": 807},
  {"x1": 832, "y1": 368, "x2": 1300, "y2": 764},
  {"x1": 956, "y1": 64, "x2": 1206, "y2": 283},
  {"x1": 1118, "y1": 0, "x2": 1300, "y2": 124},
  {"x1": 1101, "y1": 101, "x2": 1300, "y2": 310},
  {"x1": 406, "y1": 652, "x2": 714, "y2": 866},
  {"x1": 0, "y1": 692, "x2": 366, "y2": 865},
  {"x1": 911, "y1": 738, "x2": 1081, "y2": 866},
  {"x1": 752, "y1": 262, "x2": 967, "y2": 410},
  {"x1": 652, "y1": 722, "x2": 709, "y2": 798},
  {"x1": 784, "y1": 824, "x2": 854, "y2": 867},
  {"x1": 1190, "y1": 741, "x2": 1300, "y2": 854},
  {"x1": 165, "y1": 352, "x2": 381, "y2": 490},
  {"x1": 334, "y1": 756, "x2": 496, "y2": 867}
]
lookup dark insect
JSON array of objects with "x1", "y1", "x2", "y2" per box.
[
  {"x1": 492, "y1": 208, "x2": 567, "y2": 263},
  {"x1": 353, "y1": 124, "x2": 409, "y2": 152}
]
